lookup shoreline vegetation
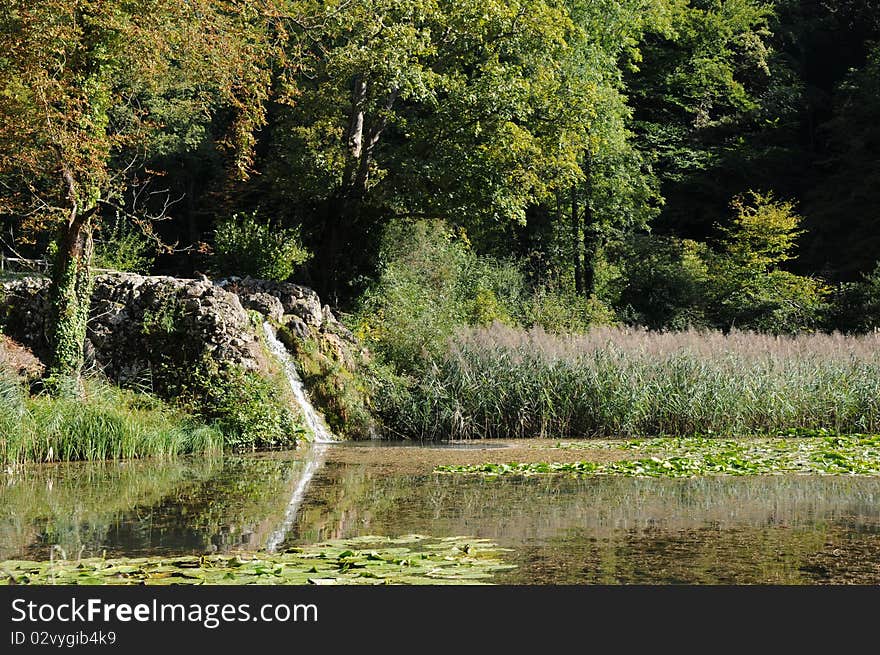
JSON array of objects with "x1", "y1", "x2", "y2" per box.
[
  {"x1": 386, "y1": 324, "x2": 880, "y2": 441},
  {"x1": 0, "y1": 371, "x2": 221, "y2": 466},
  {"x1": 4, "y1": 322, "x2": 880, "y2": 468}
]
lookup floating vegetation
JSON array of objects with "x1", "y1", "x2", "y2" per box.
[
  {"x1": 435, "y1": 435, "x2": 880, "y2": 478},
  {"x1": 0, "y1": 535, "x2": 515, "y2": 585}
]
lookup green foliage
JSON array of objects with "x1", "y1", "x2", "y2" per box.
[
  {"x1": 827, "y1": 262, "x2": 880, "y2": 333},
  {"x1": 167, "y1": 355, "x2": 303, "y2": 452},
  {"x1": 612, "y1": 193, "x2": 829, "y2": 333},
  {"x1": 352, "y1": 220, "x2": 527, "y2": 373},
  {"x1": 524, "y1": 285, "x2": 617, "y2": 334},
  {"x1": 706, "y1": 193, "x2": 829, "y2": 332},
  {"x1": 213, "y1": 212, "x2": 311, "y2": 282},
  {"x1": 0, "y1": 369, "x2": 221, "y2": 465},
  {"x1": 719, "y1": 192, "x2": 804, "y2": 269},
  {"x1": 46, "y1": 235, "x2": 94, "y2": 385},
  {"x1": 141, "y1": 293, "x2": 184, "y2": 337},
  {"x1": 93, "y1": 217, "x2": 155, "y2": 274},
  {"x1": 436, "y1": 435, "x2": 880, "y2": 478},
  {"x1": 613, "y1": 235, "x2": 710, "y2": 330}
]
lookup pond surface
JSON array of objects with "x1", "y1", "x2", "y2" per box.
[{"x1": 3, "y1": 440, "x2": 880, "y2": 584}]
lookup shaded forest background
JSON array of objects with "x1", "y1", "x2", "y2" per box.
[{"x1": 3, "y1": 0, "x2": 879, "y2": 343}]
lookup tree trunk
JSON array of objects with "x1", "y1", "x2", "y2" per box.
[
  {"x1": 342, "y1": 77, "x2": 367, "y2": 193},
  {"x1": 581, "y1": 155, "x2": 597, "y2": 297},
  {"x1": 571, "y1": 185, "x2": 582, "y2": 296},
  {"x1": 318, "y1": 81, "x2": 398, "y2": 303},
  {"x1": 47, "y1": 172, "x2": 96, "y2": 392}
]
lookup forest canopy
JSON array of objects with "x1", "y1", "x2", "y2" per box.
[{"x1": 2, "y1": 0, "x2": 879, "y2": 366}]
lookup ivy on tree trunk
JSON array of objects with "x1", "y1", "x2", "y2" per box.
[{"x1": 47, "y1": 173, "x2": 97, "y2": 391}]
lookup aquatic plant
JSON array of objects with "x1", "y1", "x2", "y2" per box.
[
  {"x1": 391, "y1": 324, "x2": 880, "y2": 439},
  {"x1": 1, "y1": 535, "x2": 515, "y2": 585},
  {"x1": 435, "y1": 435, "x2": 880, "y2": 478}
]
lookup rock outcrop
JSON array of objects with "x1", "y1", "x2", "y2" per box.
[{"x1": 0, "y1": 273, "x2": 359, "y2": 387}]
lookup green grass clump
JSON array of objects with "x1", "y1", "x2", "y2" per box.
[
  {"x1": 1, "y1": 535, "x2": 515, "y2": 585},
  {"x1": 435, "y1": 435, "x2": 880, "y2": 478},
  {"x1": 389, "y1": 324, "x2": 880, "y2": 439},
  {"x1": 0, "y1": 372, "x2": 222, "y2": 464}
]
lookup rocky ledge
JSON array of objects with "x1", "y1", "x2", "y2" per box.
[{"x1": 0, "y1": 273, "x2": 358, "y2": 386}]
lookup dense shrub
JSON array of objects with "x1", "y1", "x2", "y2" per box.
[
  {"x1": 705, "y1": 193, "x2": 830, "y2": 333},
  {"x1": 611, "y1": 235, "x2": 711, "y2": 330},
  {"x1": 159, "y1": 354, "x2": 303, "y2": 451},
  {"x1": 611, "y1": 193, "x2": 830, "y2": 333},
  {"x1": 213, "y1": 212, "x2": 311, "y2": 282},
  {"x1": 827, "y1": 261, "x2": 880, "y2": 333},
  {"x1": 92, "y1": 217, "x2": 156, "y2": 274},
  {"x1": 352, "y1": 220, "x2": 528, "y2": 373},
  {"x1": 523, "y1": 285, "x2": 617, "y2": 334}
]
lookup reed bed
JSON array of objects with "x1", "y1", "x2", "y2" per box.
[
  {"x1": 390, "y1": 324, "x2": 880, "y2": 439},
  {"x1": 0, "y1": 373, "x2": 222, "y2": 464}
]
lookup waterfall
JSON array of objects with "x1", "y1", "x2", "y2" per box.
[{"x1": 262, "y1": 321, "x2": 337, "y2": 444}]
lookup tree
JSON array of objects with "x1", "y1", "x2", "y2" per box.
[
  {"x1": 706, "y1": 191, "x2": 829, "y2": 332},
  {"x1": 0, "y1": 0, "x2": 285, "y2": 389},
  {"x1": 626, "y1": 0, "x2": 775, "y2": 238},
  {"x1": 254, "y1": 0, "x2": 591, "y2": 302}
]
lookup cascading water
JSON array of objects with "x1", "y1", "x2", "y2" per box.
[
  {"x1": 262, "y1": 321, "x2": 336, "y2": 444},
  {"x1": 261, "y1": 321, "x2": 336, "y2": 551}
]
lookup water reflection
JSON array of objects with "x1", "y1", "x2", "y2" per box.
[{"x1": 3, "y1": 442, "x2": 880, "y2": 583}]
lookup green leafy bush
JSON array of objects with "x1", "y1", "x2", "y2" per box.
[
  {"x1": 163, "y1": 354, "x2": 303, "y2": 451},
  {"x1": 612, "y1": 193, "x2": 830, "y2": 334},
  {"x1": 827, "y1": 261, "x2": 880, "y2": 333},
  {"x1": 524, "y1": 285, "x2": 617, "y2": 334},
  {"x1": 613, "y1": 235, "x2": 711, "y2": 330},
  {"x1": 92, "y1": 217, "x2": 156, "y2": 274},
  {"x1": 705, "y1": 193, "x2": 830, "y2": 333},
  {"x1": 213, "y1": 212, "x2": 311, "y2": 282},
  {"x1": 352, "y1": 220, "x2": 527, "y2": 373}
]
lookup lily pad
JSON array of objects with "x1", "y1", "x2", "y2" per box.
[{"x1": 1, "y1": 535, "x2": 516, "y2": 586}]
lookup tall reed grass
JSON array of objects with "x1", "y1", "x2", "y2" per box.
[
  {"x1": 0, "y1": 373, "x2": 222, "y2": 464},
  {"x1": 388, "y1": 324, "x2": 880, "y2": 439}
]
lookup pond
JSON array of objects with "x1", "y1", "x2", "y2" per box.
[{"x1": 3, "y1": 440, "x2": 880, "y2": 584}]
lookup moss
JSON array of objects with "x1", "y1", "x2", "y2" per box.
[{"x1": 276, "y1": 325, "x2": 378, "y2": 439}]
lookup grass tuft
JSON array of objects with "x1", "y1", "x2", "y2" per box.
[{"x1": 0, "y1": 371, "x2": 222, "y2": 464}]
